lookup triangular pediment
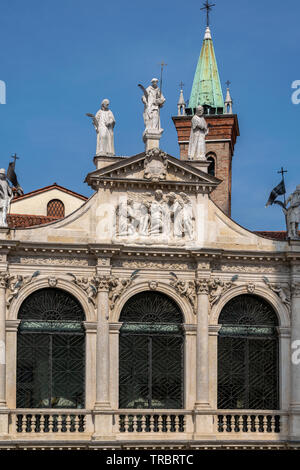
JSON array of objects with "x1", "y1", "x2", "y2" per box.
[{"x1": 85, "y1": 150, "x2": 220, "y2": 193}]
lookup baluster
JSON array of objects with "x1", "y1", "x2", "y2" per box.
[
  {"x1": 140, "y1": 415, "x2": 145, "y2": 433},
  {"x1": 174, "y1": 415, "x2": 179, "y2": 433},
  {"x1": 56, "y1": 414, "x2": 62, "y2": 433},
  {"x1": 65, "y1": 415, "x2": 72, "y2": 432},
  {"x1": 246, "y1": 415, "x2": 251, "y2": 433},
  {"x1": 157, "y1": 415, "x2": 163, "y2": 433},
  {"x1": 21, "y1": 415, "x2": 26, "y2": 433},
  {"x1": 270, "y1": 415, "x2": 276, "y2": 433},
  {"x1": 31, "y1": 414, "x2": 36, "y2": 433},
  {"x1": 40, "y1": 414, "x2": 45, "y2": 433},
  {"x1": 254, "y1": 415, "x2": 259, "y2": 433},
  {"x1": 166, "y1": 415, "x2": 172, "y2": 433},
  {"x1": 237, "y1": 415, "x2": 242, "y2": 432},
  {"x1": 74, "y1": 415, "x2": 80, "y2": 433},
  {"x1": 48, "y1": 415, "x2": 54, "y2": 433},
  {"x1": 124, "y1": 415, "x2": 129, "y2": 432},
  {"x1": 262, "y1": 415, "x2": 268, "y2": 433}
]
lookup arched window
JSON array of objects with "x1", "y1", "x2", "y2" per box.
[
  {"x1": 218, "y1": 294, "x2": 279, "y2": 410},
  {"x1": 17, "y1": 288, "x2": 85, "y2": 409},
  {"x1": 207, "y1": 154, "x2": 216, "y2": 176},
  {"x1": 47, "y1": 199, "x2": 65, "y2": 218},
  {"x1": 119, "y1": 291, "x2": 184, "y2": 409}
]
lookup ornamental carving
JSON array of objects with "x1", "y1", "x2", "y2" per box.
[
  {"x1": 263, "y1": 277, "x2": 291, "y2": 311},
  {"x1": 247, "y1": 283, "x2": 256, "y2": 294},
  {"x1": 144, "y1": 148, "x2": 168, "y2": 181},
  {"x1": 9, "y1": 255, "x2": 91, "y2": 266},
  {"x1": 213, "y1": 263, "x2": 288, "y2": 274},
  {"x1": 0, "y1": 272, "x2": 10, "y2": 289},
  {"x1": 112, "y1": 260, "x2": 196, "y2": 270},
  {"x1": 170, "y1": 278, "x2": 196, "y2": 312},
  {"x1": 48, "y1": 277, "x2": 57, "y2": 287},
  {"x1": 68, "y1": 273, "x2": 134, "y2": 309},
  {"x1": 171, "y1": 276, "x2": 237, "y2": 314},
  {"x1": 292, "y1": 283, "x2": 300, "y2": 297},
  {"x1": 6, "y1": 271, "x2": 40, "y2": 306},
  {"x1": 115, "y1": 190, "x2": 194, "y2": 241}
]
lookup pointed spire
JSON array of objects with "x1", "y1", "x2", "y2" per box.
[
  {"x1": 224, "y1": 81, "x2": 233, "y2": 114},
  {"x1": 188, "y1": 26, "x2": 224, "y2": 113},
  {"x1": 177, "y1": 82, "x2": 186, "y2": 116}
]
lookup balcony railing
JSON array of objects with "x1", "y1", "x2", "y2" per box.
[
  {"x1": 10, "y1": 410, "x2": 93, "y2": 435},
  {"x1": 215, "y1": 410, "x2": 288, "y2": 436},
  {"x1": 7, "y1": 409, "x2": 289, "y2": 442}
]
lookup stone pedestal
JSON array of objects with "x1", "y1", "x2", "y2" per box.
[
  {"x1": 143, "y1": 129, "x2": 163, "y2": 152},
  {"x1": 93, "y1": 155, "x2": 124, "y2": 170},
  {"x1": 187, "y1": 160, "x2": 210, "y2": 174}
]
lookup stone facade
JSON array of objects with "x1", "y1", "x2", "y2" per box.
[{"x1": 0, "y1": 148, "x2": 298, "y2": 449}]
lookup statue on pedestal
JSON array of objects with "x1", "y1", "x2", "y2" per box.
[
  {"x1": 188, "y1": 105, "x2": 209, "y2": 160},
  {"x1": 0, "y1": 168, "x2": 13, "y2": 227},
  {"x1": 139, "y1": 78, "x2": 165, "y2": 133},
  {"x1": 286, "y1": 185, "x2": 300, "y2": 239},
  {"x1": 86, "y1": 99, "x2": 115, "y2": 156}
]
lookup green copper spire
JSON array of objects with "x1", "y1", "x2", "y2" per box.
[{"x1": 189, "y1": 26, "x2": 224, "y2": 113}]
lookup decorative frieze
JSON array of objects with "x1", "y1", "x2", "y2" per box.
[
  {"x1": 9, "y1": 255, "x2": 91, "y2": 266},
  {"x1": 212, "y1": 262, "x2": 288, "y2": 274},
  {"x1": 112, "y1": 259, "x2": 196, "y2": 270}
]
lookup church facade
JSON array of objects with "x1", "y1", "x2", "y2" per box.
[{"x1": 0, "y1": 23, "x2": 299, "y2": 450}]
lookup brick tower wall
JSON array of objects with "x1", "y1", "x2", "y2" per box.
[{"x1": 172, "y1": 115, "x2": 239, "y2": 217}]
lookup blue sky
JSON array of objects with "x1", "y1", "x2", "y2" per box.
[{"x1": 0, "y1": 0, "x2": 299, "y2": 231}]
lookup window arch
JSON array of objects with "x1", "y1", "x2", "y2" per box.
[
  {"x1": 217, "y1": 294, "x2": 279, "y2": 410},
  {"x1": 119, "y1": 291, "x2": 184, "y2": 409},
  {"x1": 206, "y1": 153, "x2": 216, "y2": 176},
  {"x1": 47, "y1": 199, "x2": 65, "y2": 218},
  {"x1": 17, "y1": 288, "x2": 85, "y2": 409}
]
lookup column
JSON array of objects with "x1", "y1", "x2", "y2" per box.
[
  {"x1": 195, "y1": 279, "x2": 210, "y2": 408},
  {"x1": 93, "y1": 276, "x2": 114, "y2": 440},
  {"x1": 0, "y1": 273, "x2": 8, "y2": 436},
  {"x1": 290, "y1": 283, "x2": 300, "y2": 439},
  {"x1": 193, "y1": 279, "x2": 214, "y2": 439},
  {"x1": 0, "y1": 274, "x2": 8, "y2": 408},
  {"x1": 95, "y1": 278, "x2": 111, "y2": 409}
]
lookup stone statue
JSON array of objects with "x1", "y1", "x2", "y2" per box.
[
  {"x1": 180, "y1": 193, "x2": 194, "y2": 239},
  {"x1": 188, "y1": 105, "x2": 209, "y2": 160},
  {"x1": 140, "y1": 78, "x2": 165, "y2": 132},
  {"x1": 150, "y1": 190, "x2": 165, "y2": 235},
  {"x1": 0, "y1": 169, "x2": 13, "y2": 227},
  {"x1": 87, "y1": 99, "x2": 115, "y2": 156},
  {"x1": 285, "y1": 186, "x2": 300, "y2": 239}
]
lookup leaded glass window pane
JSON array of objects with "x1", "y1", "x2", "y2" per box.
[
  {"x1": 119, "y1": 292, "x2": 184, "y2": 409},
  {"x1": 218, "y1": 295, "x2": 279, "y2": 410},
  {"x1": 17, "y1": 288, "x2": 85, "y2": 409}
]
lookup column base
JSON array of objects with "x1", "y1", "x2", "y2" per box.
[
  {"x1": 194, "y1": 402, "x2": 211, "y2": 410},
  {"x1": 193, "y1": 410, "x2": 214, "y2": 438},
  {"x1": 92, "y1": 408, "x2": 115, "y2": 440},
  {"x1": 94, "y1": 401, "x2": 111, "y2": 410},
  {"x1": 289, "y1": 409, "x2": 300, "y2": 440},
  {"x1": 0, "y1": 408, "x2": 9, "y2": 435}
]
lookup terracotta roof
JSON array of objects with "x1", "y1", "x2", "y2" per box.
[
  {"x1": 8, "y1": 213, "x2": 60, "y2": 228},
  {"x1": 12, "y1": 183, "x2": 88, "y2": 202},
  {"x1": 254, "y1": 231, "x2": 289, "y2": 241}
]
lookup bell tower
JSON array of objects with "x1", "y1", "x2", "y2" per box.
[{"x1": 172, "y1": 7, "x2": 239, "y2": 217}]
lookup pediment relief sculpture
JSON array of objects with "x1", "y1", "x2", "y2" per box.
[
  {"x1": 114, "y1": 190, "x2": 195, "y2": 245},
  {"x1": 144, "y1": 148, "x2": 168, "y2": 181}
]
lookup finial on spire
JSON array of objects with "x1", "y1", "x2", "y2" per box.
[
  {"x1": 201, "y1": 0, "x2": 216, "y2": 27},
  {"x1": 224, "y1": 80, "x2": 233, "y2": 114},
  {"x1": 177, "y1": 82, "x2": 186, "y2": 116}
]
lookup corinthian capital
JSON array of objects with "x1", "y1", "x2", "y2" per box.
[
  {"x1": 195, "y1": 279, "x2": 210, "y2": 295},
  {"x1": 292, "y1": 283, "x2": 300, "y2": 297},
  {"x1": 93, "y1": 275, "x2": 113, "y2": 292}
]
